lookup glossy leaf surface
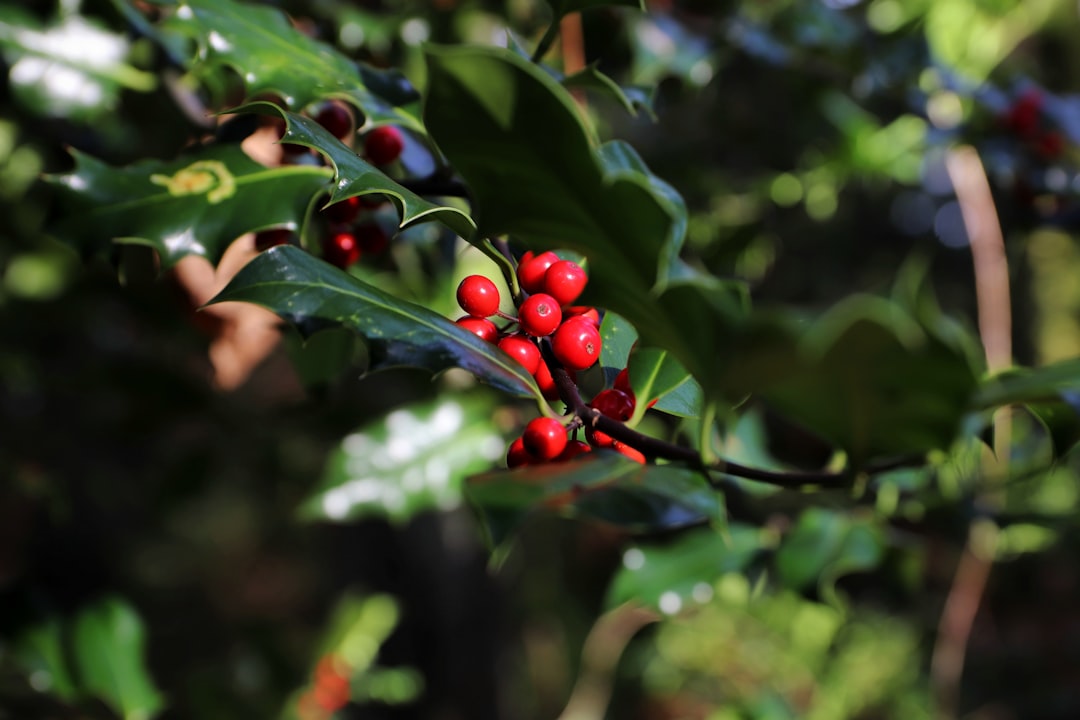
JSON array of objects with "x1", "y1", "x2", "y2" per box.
[{"x1": 210, "y1": 246, "x2": 540, "y2": 400}]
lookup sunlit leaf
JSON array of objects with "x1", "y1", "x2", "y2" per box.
[
  {"x1": 210, "y1": 246, "x2": 541, "y2": 400},
  {"x1": 45, "y1": 144, "x2": 331, "y2": 266},
  {"x1": 299, "y1": 395, "x2": 508, "y2": 523},
  {"x1": 72, "y1": 596, "x2": 165, "y2": 720},
  {"x1": 627, "y1": 346, "x2": 702, "y2": 420}
]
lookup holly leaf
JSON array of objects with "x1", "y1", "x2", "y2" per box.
[
  {"x1": 299, "y1": 395, "x2": 508, "y2": 524},
  {"x1": 235, "y1": 102, "x2": 475, "y2": 240},
  {"x1": 627, "y1": 347, "x2": 703, "y2": 420},
  {"x1": 209, "y1": 246, "x2": 541, "y2": 400},
  {"x1": 973, "y1": 358, "x2": 1080, "y2": 409},
  {"x1": 45, "y1": 144, "x2": 331, "y2": 267},
  {"x1": 775, "y1": 509, "x2": 884, "y2": 604},
  {"x1": 71, "y1": 596, "x2": 164, "y2": 720},
  {"x1": 562, "y1": 66, "x2": 656, "y2": 119},
  {"x1": 166, "y1": 0, "x2": 422, "y2": 129},
  {"x1": 466, "y1": 453, "x2": 721, "y2": 545}
]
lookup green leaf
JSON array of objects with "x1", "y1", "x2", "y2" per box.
[
  {"x1": 605, "y1": 524, "x2": 763, "y2": 610},
  {"x1": 547, "y1": 0, "x2": 645, "y2": 18},
  {"x1": 424, "y1": 45, "x2": 743, "y2": 402},
  {"x1": 13, "y1": 617, "x2": 79, "y2": 700},
  {"x1": 599, "y1": 311, "x2": 638, "y2": 385},
  {"x1": 209, "y1": 245, "x2": 540, "y2": 400},
  {"x1": 466, "y1": 453, "x2": 722, "y2": 544},
  {"x1": 45, "y1": 144, "x2": 331, "y2": 266},
  {"x1": 562, "y1": 66, "x2": 656, "y2": 119},
  {"x1": 235, "y1": 102, "x2": 475, "y2": 240},
  {"x1": 973, "y1": 358, "x2": 1080, "y2": 410},
  {"x1": 627, "y1": 346, "x2": 703, "y2": 420},
  {"x1": 166, "y1": 0, "x2": 421, "y2": 129},
  {"x1": 774, "y1": 509, "x2": 884, "y2": 600},
  {"x1": 0, "y1": 7, "x2": 156, "y2": 120},
  {"x1": 72, "y1": 596, "x2": 164, "y2": 720},
  {"x1": 299, "y1": 395, "x2": 508, "y2": 523}
]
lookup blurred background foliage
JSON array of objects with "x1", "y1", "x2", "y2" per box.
[{"x1": 4, "y1": 0, "x2": 1080, "y2": 718}]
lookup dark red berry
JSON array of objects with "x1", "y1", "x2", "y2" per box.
[
  {"x1": 497, "y1": 334, "x2": 541, "y2": 375},
  {"x1": 355, "y1": 223, "x2": 389, "y2": 254},
  {"x1": 1005, "y1": 89, "x2": 1042, "y2": 138},
  {"x1": 519, "y1": 293, "x2": 562, "y2": 337},
  {"x1": 552, "y1": 317, "x2": 601, "y2": 371},
  {"x1": 612, "y1": 441, "x2": 646, "y2": 464},
  {"x1": 455, "y1": 316, "x2": 498, "y2": 343},
  {"x1": 314, "y1": 102, "x2": 354, "y2": 140},
  {"x1": 592, "y1": 388, "x2": 635, "y2": 421},
  {"x1": 614, "y1": 368, "x2": 633, "y2": 395},
  {"x1": 543, "y1": 259, "x2": 588, "y2": 306},
  {"x1": 323, "y1": 231, "x2": 361, "y2": 268},
  {"x1": 1036, "y1": 130, "x2": 1064, "y2": 159},
  {"x1": 254, "y1": 228, "x2": 293, "y2": 251},
  {"x1": 534, "y1": 359, "x2": 560, "y2": 401},
  {"x1": 457, "y1": 275, "x2": 501, "y2": 318},
  {"x1": 364, "y1": 126, "x2": 404, "y2": 165},
  {"x1": 517, "y1": 251, "x2": 559, "y2": 293},
  {"x1": 522, "y1": 417, "x2": 567, "y2": 460},
  {"x1": 565, "y1": 305, "x2": 600, "y2": 326},
  {"x1": 506, "y1": 437, "x2": 532, "y2": 468},
  {"x1": 322, "y1": 195, "x2": 361, "y2": 224},
  {"x1": 557, "y1": 440, "x2": 592, "y2": 461}
]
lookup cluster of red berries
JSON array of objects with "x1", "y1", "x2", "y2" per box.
[
  {"x1": 454, "y1": 251, "x2": 601, "y2": 398},
  {"x1": 1002, "y1": 89, "x2": 1064, "y2": 161},
  {"x1": 296, "y1": 653, "x2": 351, "y2": 720}
]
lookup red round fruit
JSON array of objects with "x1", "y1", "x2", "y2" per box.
[
  {"x1": 497, "y1": 334, "x2": 541, "y2": 376},
  {"x1": 534, "y1": 359, "x2": 560, "y2": 401},
  {"x1": 517, "y1": 251, "x2": 559, "y2": 293},
  {"x1": 314, "y1": 102, "x2": 354, "y2": 140},
  {"x1": 457, "y1": 275, "x2": 501, "y2": 318},
  {"x1": 592, "y1": 388, "x2": 635, "y2": 421},
  {"x1": 254, "y1": 228, "x2": 293, "y2": 251},
  {"x1": 322, "y1": 195, "x2": 361, "y2": 224},
  {"x1": 455, "y1": 316, "x2": 498, "y2": 343},
  {"x1": 364, "y1": 125, "x2": 404, "y2": 165},
  {"x1": 522, "y1": 417, "x2": 567, "y2": 461},
  {"x1": 613, "y1": 441, "x2": 646, "y2": 464},
  {"x1": 565, "y1": 305, "x2": 600, "y2": 326},
  {"x1": 323, "y1": 231, "x2": 361, "y2": 268},
  {"x1": 614, "y1": 368, "x2": 633, "y2": 395},
  {"x1": 552, "y1": 317, "x2": 602, "y2": 371},
  {"x1": 519, "y1": 293, "x2": 562, "y2": 337},
  {"x1": 585, "y1": 426, "x2": 615, "y2": 449},
  {"x1": 543, "y1": 259, "x2": 588, "y2": 306},
  {"x1": 355, "y1": 223, "x2": 389, "y2": 254},
  {"x1": 506, "y1": 437, "x2": 532, "y2": 468},
  {"x1": 557, "y1": 439, "x2": 592, "y2": 461}
]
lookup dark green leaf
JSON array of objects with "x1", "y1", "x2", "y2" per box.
[
  {"x1": 45, "y1": 145, "x2": 331, "y2": 266},
  {"x1": 562, "y1": 66, "x2": 656, "y2": 119},
  {"x1": 1027, "y1": 397, "x2": 1080, "y2": 457},
  {"x1": 235, "y1": 102, "x2": 474, "y2": 240},
  {"x1": 12, "y1": 617, "x2": 78, "y2": 700},
  {"x1": 424, "y1": 45, "x2": 743, "y2": 401},
  {"x1": 627, "y1": 347, "x2": 702, "y2": 420},
  {"x1": 605, "y1": 524, "x2": 763, "y2": 610},
  {"x1": 599, "y1": 311, "x2": 637, "y2": 386},
  {"x1": 774, "y1": 509, "x2": 883, "y2": 598},
  {"x1": 973, "y1": 358, "x2": 1080, "y2": 410},
  {"x1": 166, "y1": 0, "x2": 421, "y2": 128},
  {"x1": 299, "y1": 395, "x2": 508, "y2": 523},
  {"x1": 209, "y1": 246, "x2": 540, "y2": 400},
  {"x1": 547, "y1": 0, "x2": 645, "y2": 18},
  {"x1": 72, "y1": 596, "x2": 164, "y2": 720}
]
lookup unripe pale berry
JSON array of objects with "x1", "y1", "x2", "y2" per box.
[
  {"x1": 497, "y1": 334, "x2": 541, "y2": 376},
  {"x1": 517, "y1": 251, "x2": 559, "y2": 293},
  {"x1": 364, "y1": 126, "x2": 404, "y2": 165},
  {"x1": 552, "y1": 317, "x2": 602, "y2": 371},
  {"x1": 543, "y1": 259, "x2": 587, "y2": 306},
  {"x1": 519, "y1": 293, "x2": 562, "y2": 337},
  {"x1": 456, "y1": 316, "x2": 498, "y2": 343},
  {"x1": 457, "y1": 275, "x2": 501, "y2": 318},
  {"x1": 522, "y1": 417, "x2": 567, "y2": 461}
]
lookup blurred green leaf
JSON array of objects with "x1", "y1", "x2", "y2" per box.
[
  {"x1": 562, "y1": 66, "x2": 656, "y2": 119},
  {"x1": 210, "y1": 246, "x2": 541, "y2": 400},
  {"x1": 547, "y1": 0, "x2": 645, "y2": 18},
  {"x1": 775, "y1": 509, "x2": 884, "y2": 600},
  {"x1": 164, "y1": 0, "x2": 421, "y2": 128},
  {"x1": 974, "y1": 358, "x2": 1080, "y2": 409},
  {"x1": 299, "y1": 395, "x2": 508, "y2": 523},
  {"x1": 13, "y1": 617, "x2": 78, "y2": 700},
  {"x1": 72, "y1": 596, "x2": 164, "y2": 720},
  {"x1": 45, "y1": 145, "x2": 330, "y2": 266},
  {"x1": 606, "y1": 524, "x2": 763, "y2": 610},
  {"x1": 0, "y1": 7, "x2": 155, "y2": 120}
]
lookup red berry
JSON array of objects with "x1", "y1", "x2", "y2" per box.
[
  {"x1": 592, "y1": 388, "x2": 635, "y2": 421},
  {"x1": 517, "y1": 251, "x2": 559, "y2": 293},
  {"x1": 323, "y1": 231, "x2": 361, "y2": 268},
  {"x1": 455, "y1": 316, "x2": 498, "y2": 343},
  {"x1": 497, "y1": 334, "x2": 541, "y2": 376},
  {"x1": 1005, "y1": 89, "x2": 1042, "y2": 138},
  {"x1": 534, "y1": 358, "x2": 560, "y2": 401},
  {"x1": 1036, "y1": 131, "x2": 1064, "y2": 160},
  {"x1": 557, "y1": 439, "x2": 592, "y2": 461},
  {"x1": 364, "y1": 126, "x2": 404, "y2": 165},
  {"x1": 565, "y1": 305, "x2": 600, "y2": 326},
  {"x1": 519, "y1": 293, "x2": 562, "y2": 337},
  {"x1": 355, "y1": 223, "x2": 389, "y2": 254},
  {"x1": 254, "y1": 228, "x2": 293, "y2": 251},
  {"x1": 522, "y1": 417, "x2": 567, "y2": 460},
  {"x1": 552, "y1": 317, "x2": 602, "y2": 371},
  {"x1": 585, "y1": 426, "x2": 615, "y2": 449},
  {"x1": 322, "y1": 195, "x2": 361, "y2": 224},
  {"x1": 614, "y1": 368, "x2": 633, "y2": 395},
  {"x1": 457, "y1": 275, "x2": 501, "y2": 318},
  {"x1": 612, "y1": 441, "x2": 646, "y2": 464},
  {"x1": 506, "y1": 436, "x2": 532, "y2": 468},
  {"x1": 543, "y1": 259, "x2": 588, "y2": 306},
  {"x1": 314, "y1": 102, "x2": 354, "y2": 140}
]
